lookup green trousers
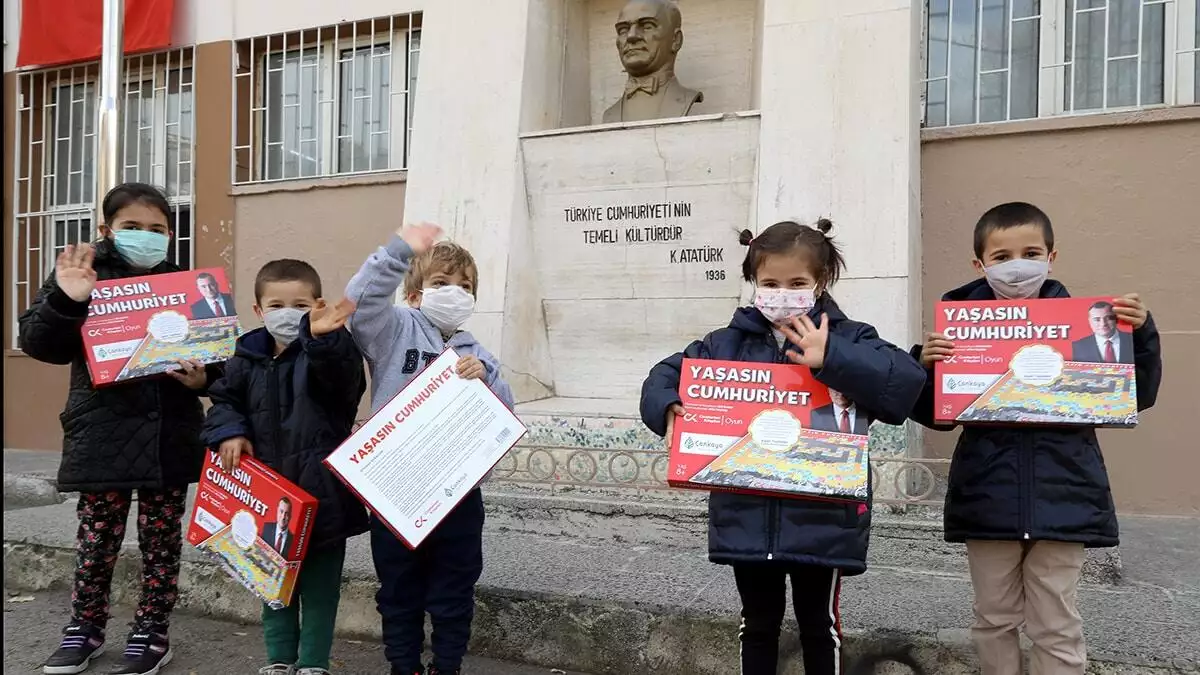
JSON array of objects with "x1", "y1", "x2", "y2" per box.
[{"x1": 262, "y1": 541, "x2": 346, "y2": 669}]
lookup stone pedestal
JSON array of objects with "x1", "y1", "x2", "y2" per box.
[{"x1": 404, "y1": 0, "x2": 925, "y2": 499}]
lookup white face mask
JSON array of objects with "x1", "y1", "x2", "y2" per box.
[
  {"x1": 420, "y1": 285, "x2": 475, "y2": 334},
  {"x1": 981, "y1": 259, "x2": 1049, "y2": 299},
  {"x1": 754, "y1": 287, "x2": 816, "y2": 324},
  {"x1": 263, "y1": 307, "x2": 307, "y2": 346}
]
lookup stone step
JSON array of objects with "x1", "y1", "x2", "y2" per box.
[{"x1": 5, "y1": 492, "x2": 1192, "y2": 674}]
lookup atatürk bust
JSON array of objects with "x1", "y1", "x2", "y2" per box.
[{"x1": 602, "y1": 0, "x2": 704, "y2": 124}]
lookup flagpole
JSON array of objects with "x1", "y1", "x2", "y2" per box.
[{"x1": 96, "y1": 0, "x2": 124, "y2": 229}]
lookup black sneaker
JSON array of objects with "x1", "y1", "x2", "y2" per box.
[
  {"x1": 106, "y1": 631, "x2": 172, "y2": 675},
  {"x1": 43, "y1": 621, "x2": 106, "y2": 674},
  {"x1": 426, "y1": 667, "x2": 460, "y2": 675},
  {"x1": 389, "y1": 667, "x2": 422, "y2": 675}
]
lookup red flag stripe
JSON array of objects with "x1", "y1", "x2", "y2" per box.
[{"x1": 17, "y1": 0, "x2": 176, "y2": 69}]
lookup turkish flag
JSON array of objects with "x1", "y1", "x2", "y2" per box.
[{"x1": 17, "y1": 0, "x2": 176, "y2": 69}]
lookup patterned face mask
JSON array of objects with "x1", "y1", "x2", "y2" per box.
[{"x1": 754, "y1": 287, "x2": 816, "y2": 324}]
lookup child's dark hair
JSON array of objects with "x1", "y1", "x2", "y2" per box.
[
  {"x1": 738, "y1": 219, "x2": 845, "y2": 289},
  {"x1": 973, "y1": 202, "x2": 1054, "y2": 258},
  {"x1": 254, "y1": 259, "x2": 323, "y2": 302},
  {"x1": 101, "y1": 182, "x2": 172, "y2": 225}
]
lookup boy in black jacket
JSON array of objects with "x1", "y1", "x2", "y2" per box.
[
  {"x1": 204, "y1": 260, "x2": 367, "y2": 675},
  {"x1": 909, "y1": 203, "x2": 1162, "y2": 675}
]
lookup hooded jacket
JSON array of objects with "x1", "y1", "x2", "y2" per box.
[
  {"x1": 344, "y1": 235, "x2": 515, "y2": 414},
  {"x1": 909, "y1": 278, "x2": 1163, "y2": 547},
  {"x1": 17, "y1": 238, "x2": 220, "y2": 492},
  {"x1": 203, "y1": 318, "x2": 368, "y2": 551},
  {"x1": 641, "y1": 297, "x2": 927, "y2": 574}
]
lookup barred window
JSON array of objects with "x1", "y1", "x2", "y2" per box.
[
  {"x1": 923, "y1": 0, "x2": 1200, "y2": 127},
  {"x1": 11, "y1": 49, "x2": 196, "y2": 346},
  {"x1": 232, "y1": 14, "x2": 422, "y2": 184}
]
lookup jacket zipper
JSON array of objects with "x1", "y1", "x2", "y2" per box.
[
  {"x1": 1019, "y1": 434, "x2": 1032, "y2": 539},
  {"x1": 267, "y1": 360, "x2": 281, "y2": 449},
  {"x1": 766, "y1": 336, "x2": 788, "y2": 560}
]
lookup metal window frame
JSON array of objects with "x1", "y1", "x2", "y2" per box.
[
  {"x1": 232, "y1": 15, "x2": 421, "y2": 185},
  {"x1": 10, "y1": 49, "x2": 197, "y2": 349},
  {"x1": 923, "y1": 0, "x2": 1199, "y2": 127}
]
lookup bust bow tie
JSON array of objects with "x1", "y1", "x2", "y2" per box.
[{"x1": 624, "y1": 74, "x2": 667, "y2": 98}]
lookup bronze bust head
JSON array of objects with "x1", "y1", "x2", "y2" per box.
[{"x1": 602, "y1": 0, "x2": 704, "y2": 124}]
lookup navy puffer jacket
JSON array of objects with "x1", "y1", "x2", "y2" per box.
[
  {"x1": 641, "y1": 297, "x2": 927, "y2": 575},
  {"x1": 909, "y1": 279, "x2": 1163, "y2": 548},
  {"x1": 203, "y1": 318, "x2": 368, "y2": 552}
]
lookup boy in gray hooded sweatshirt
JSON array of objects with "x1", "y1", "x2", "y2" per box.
[{"x1": 344, "y1": 222, "x2": 514, "y2": 675}]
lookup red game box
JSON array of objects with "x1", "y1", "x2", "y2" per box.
[
  {"x1": 82, "y1": 268, "x2": 240, "y2": 386},
  {"x1": 933, "y1": 297, "x2": 1138, "y2": 427},
  {"x1": 187, "y1": 452, "x2": 318, "y2": 609},
  {"x1": 668, "y1": 358, "x2": 870, "y2": 502}
]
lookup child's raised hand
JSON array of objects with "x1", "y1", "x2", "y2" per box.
[
  {"x1": 921, "y1": 332, "x2": 956, "y2": 369},
  {"x1": 397, "y1": 222, "x2": 443, "y2": 255},
  {"x1": 309, "y1": 298, "x2": 356, "y2": 336},
  {"x1": 55, "y1": 244, "x2": 98, "y2": 302},
  {"x1": 219, "y1": 437, "x2": 254, "y2": 472},
  {"x1": 456, "y1": 355, "x2": 486, "y2": 380},
  {"x1": 779, "y1": 314, "x2": 830, "y2": 369},
  {"x1": 1113, "y1": 293, "x2": 1148, "y2": 329},
  {"x1": 664, "y1": 403, "x2": 685, "y2": 443}
]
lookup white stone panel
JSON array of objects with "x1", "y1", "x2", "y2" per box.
[
  {"x1": 825, "y1": 277, "x2": 914, "y2": 349},
  {"x1": 586, "y1": 0, "x2": 757, "y2": 123},
  {"x1": 756, "y1": 2, "x2": 920, "y2": 284},
  {"x1": 544, "y1": 296, "x2": 739, "y2": 399},
  {"x1": 522, "y1": 113, "x2": 759, "y2": 302},
  {"x1": 402, "y1": 0, "x2": 535, "y2": 316}
]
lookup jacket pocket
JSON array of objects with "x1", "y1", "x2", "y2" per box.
[{"x1": 59, "y1": 390, "x2": 99, "y2": 427}]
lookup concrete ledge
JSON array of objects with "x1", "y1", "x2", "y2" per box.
[
  {"x1": 5, "y1": 492, "x2": 1195, "y2": 674},
  {"x1": 1, "y1": 540, "x2": 977, "y2": 675},
  {"x1": 2, "y1": 474, "x2": 66, "y2": 510}
]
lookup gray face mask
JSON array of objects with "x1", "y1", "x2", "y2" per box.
[
  {"x1": 981, "y1": 259, "x2": 1050, "y2": 299},
  {"x1": 263, "y1": 307, "x2": 307, "y2": 346}
]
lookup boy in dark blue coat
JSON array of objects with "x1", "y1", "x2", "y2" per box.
[
  {"x1": 641, "y1": 220, "x2": 927, "y2": 675},
  {"x1": 909, "y1": 202, "x2": 1162, "y2": 675},
  {"x1": 203, "y1": 260, "x2": 368, "y2": 675}
]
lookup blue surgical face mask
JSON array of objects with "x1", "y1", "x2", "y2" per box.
[{"x1": 113, "y1": 230, "x2": 170, "y2": 269}]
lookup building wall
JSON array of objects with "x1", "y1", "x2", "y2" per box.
[
  {"x1": 920, "y1": 110, "x2": 1200, "y2": 516},
  {"x1": 1, "y1": 0, "x2": 417, "y2": 448}
]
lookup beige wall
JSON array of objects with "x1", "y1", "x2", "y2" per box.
[
  {"x1": 232, "y1": 178, "x2": 408, "y2": 421},
  {"x1": 920, "y1": 111, "x2": 1200, "y2": 516}
]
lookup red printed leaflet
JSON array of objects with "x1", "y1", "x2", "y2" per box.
[
  {"x1": 325, "y1": 348, "x2": 528, "y2": 549},
  {"x1": 81, "y1": 268, "x2": 240, "y2": 385},
  {"x1": 187, "y1": 452, "x2": 318, "y2": 608},
  {"x1": 669, "y1": 359, "x2": 870, "y2": 502},
  {"x1": 933, "y1": 296, "x2": 1137, "y2": 427}
]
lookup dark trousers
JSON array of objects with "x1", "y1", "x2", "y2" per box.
[
  {"x1": 71, "y1": 488, "x2": 188, "y2": 633},
  {"x1": 733, "y1": 564, "x2": 843, "y2": 675},
  {"x1": 371, "y1": 489, "x2": 485, "y2": 673}
]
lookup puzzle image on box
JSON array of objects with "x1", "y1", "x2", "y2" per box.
[
  {"x1": 689, "y1": 428, "x2": 869, "y2": 500},
  {"x1": 195, "y1": 521, "x2": 299, "y2": 605},
  {"x1": 956, "y1": 361, "x2": 1136, "y2": 425},
  {"x1": 116, "y1": 316, "x2": 241, "y2": 381}
]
